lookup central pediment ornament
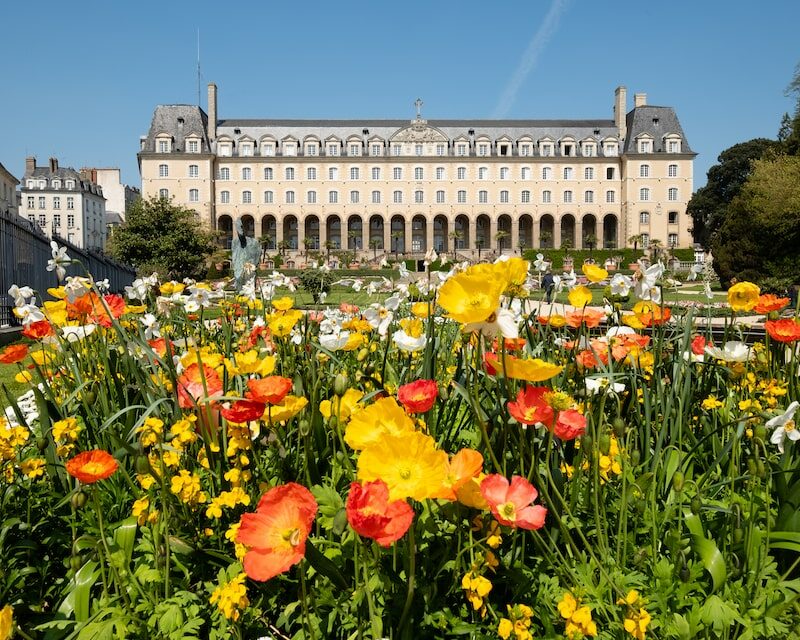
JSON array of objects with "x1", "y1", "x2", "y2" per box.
[{"x1": 392, "y1": 120, "x2": 448, "y2": 143}]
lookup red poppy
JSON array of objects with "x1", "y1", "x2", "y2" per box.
[
  {"x1": 177, "y1": 363, "x2": 223, "y2": 409},
  {"x1": 236, "y1": 483, "x2": 318, "y2": 581},
  {"x1": 246, "y1": 325, "x2": 273, "y2": 349},
  {"x1": 754, "y1": 294, "x2": 790, "y2": 314},
  {"x1": 221, "y1": 399, "x2": 267, "y2": 423},
  {"x1": 765, "y1": 318, "x2": 800, "y2": 343},
  {"x1": 0, "y1": 344, "x2": 28, "y2": 364},
  {"x1": 397, "y1": 379, "x2": 438, "y2": 413},
  {"x1": 554, "y1": 409, "x2": 587, "y2": 441},
  {"x1": 66, "y1": 450, "x2": 118, "y2": 484},
  {"x1": 484, "y1": 352, "x2": 499, "y2": 376},
  {"x1": 247, "y1": 376, "x2": 293, "y2": 405},
  {"x1": 91, "y1": 294, "x2": 126, "y2": 327},
  {"x1": 691, "y1": 335, "x2": 707, "y2": 355},
  {"x1": 346, "y1": 480, "x2": 414, "y2": 547},
  {"x1": 480, "y1": 475, "x2": 547, "y2": 530},
  {"x1": 22, "y1": 320, "x2": 54, "y2": 340},
  {"x1": 148, "y1": 338, "x2": 174, "y2": 358},
  {"x1": 507, "y1": 386, "x2": 554, "y2": 427}
]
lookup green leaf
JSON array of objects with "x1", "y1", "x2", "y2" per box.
[
  {"x1": 304, "y1": 540, "x2": 348, "y2": 590},
  {"x1": 311, "y1": 484, "x2": 345, "y2": 531},
  {"x1": 768, "y1": 530, "x2": 800, "y2": 553},
  {"x1": 59, "y1": 560, "x2": 100, "y2": 622},
  {"x1": 700, "y1": 594, "x2": 741, "y2": 633},
  {"x1": 684, "y1": 512, "x2": 727, "y2": 592}
]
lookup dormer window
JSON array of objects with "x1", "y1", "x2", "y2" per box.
[
  {"x1": 240, "y1": 143, "x2": 253, "y2": 157},
  {"x1": 26, "y1": 180, "x2": 34, "y2": 188},
  {"x1": 187, "y1": 139, "x2": 199, "y2": 153},
  {"x1": 283, "y1": 142, "x2": 296, "y2": 156},
  {"x1": 65, "y1": 180, "x2": 75, "y2": 189},
  {"x1": 52, "y1": 179, "x2": 61, "y2": 189},
  {"x1": 218, "y1": 143, "x2": 232, "y2": 157},
  {"x1": 519, "y1": 144, "x2": 532, "y2": 156},
  {"x1": 638, "y1": 139, "x2": 652, "y2": 153},
  {"x1": 38, "y1": 180, "x2": 46, "y2": 189},
  {"x1": 349, "y1": 144, "x2": 362, "y2": 156},
  {"x1": 603, "y1": 142, "x2": 618, "y2": 157},
  {"x1": 261, "y1": 142, "x2": 275, "y2": 156},
  {"x1": 327, "y1": 143, "x2": 340, "y2": 156},
  {"x1": 582, "y1": 143, "x2": 596, "y2": 157},
  {"x1": 157, "y1": 138, "x2": 171, "y2": 153},
  {"x1": 305, "y1": 143, "x2": 318, "y2": 156},
  {"x1": 665, "y1": 136, "x2": 682, "y2": 153},
  {"x1": 540, "y1": 143, "x2": 553, "y2": 157}
]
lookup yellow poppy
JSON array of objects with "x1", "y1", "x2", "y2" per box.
[
  {"x1": 437, "y1": 272, "x2": 505, "y2": 325},
  {"x1": 568, "y1": 285, "x2": 593, "y2": 308},
  {"x1": 727, "y1": 281, "x2": 760, "y2": 312},
  {"x1": 344, "y1": 397, "x2": 416, "y2": 450},
  {"x1": 503, "y1": 357, "x2": 563, "y2": 382},
  {"x1": 582, "y1": 263, "x2": 608, "y2": 283}
]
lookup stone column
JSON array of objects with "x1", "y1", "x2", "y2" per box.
[
  {"x1": 383, "y1": 218, "x2": 391, "y2": 255},
  {"x1": 553, "y1": 215, "x2": 562, "y2": 249},
  {"x1": 511, "y1": 217, "x2": 520, "y2": 254},
  {"x1": 404, "y1": 217, "x2": 413, "y2": 256},
  {"x1": 576, "y1": 219, "x2": 584, "y2": 250},
  {"x1": 296, "y1": 217, "x2": 305, "y2": 255},
  {"x1": 426, "y1": 218, "x2": 434, "y2": 254},
  {"x1": 319, "y1": 215, "x2": 327, "y2": 251}
]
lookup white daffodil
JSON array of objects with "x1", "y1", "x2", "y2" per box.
[
  {"x1": 95, "y1": 278, "x2": 110, "y2": 293},
  {"x1": 424, "y1": 247, "x2": 438, "y2": 266},
  {"x1": 61, "y1": 324, "x2": 96, "y2": 343},
  {"x1": 464, "y1": 308, "x2": 519, "y2": 339},
  {"x1": 704, "y1": 341, "x2": 753, "y2": 363},
  {"x1": 380, "y1": 257, "x2": 390, "y2": 268},
  {"x1": 13, "y1": 304, "x2": 45, "y2": 325},
  {"x1": 585, "y1": 377, "x2": 626, "y2": 395},
  {"x1": 610, "y1": 273, "x2": 633, "y2": 298},
  {"x1": 397, "y1": 262, "x2": 410, "y2": 279},
  {"x1": 364, "y1": 295, "x2": 401, "y2": 336},
  {"x1": 8, "y1": 285, "x2": 34, "y2": 307},
  {"x1": 46, "y1": 241, "x2": 71, "y2": 282},
  {"x1": 767, "y1": 401, "x2": 800, "y2": 454},
  {"x1": 533, "y1": 253, "x2": 548, "y2": 272},
  {"x1": 141, "y1": 313, "x2": 161, "y2": 340},
  {"x1": 703, "y1": 282, "x2": 714, "y2": 300},
  {"x1": 319, "y1": 331, "x2": 350, "y2": 351},
  {"x1": 686, "y1": 263, "x2": 704, "y2": 281},
  {"x1": 562, "y1": 270, "x2": 577, "y2": 289},
  {"x1": 392, "y1": 329, "x2": 427, "y2": 352},
  {"x1": 64, "y1": 277, "x2": 92, "y2": 303},
  {"x1": 634, "y1": 262, "x2": 664, "y2": 303}
]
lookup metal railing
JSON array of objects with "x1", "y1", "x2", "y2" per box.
[{"x1": 0, "y1": 209, "x2": 136, "y2": 326}]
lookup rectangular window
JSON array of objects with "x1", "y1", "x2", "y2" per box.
[
  {"x1": 350, "y1": 144, "x2": 361, "y2": 156},
  {"x1": 262, "y1": 144, "x2": 275, "y2": 156},
  {"x1": 500, "y1": 190, "x2": 509, "y2": 203},
  {"x1": 415, "y1": 144, "x2": 423, "y2": 156},
  {"x1": 606, "y1": 190, "x2": 615, "y2": 203},
  {"x1": 640, "y1": 212, "x2": 650, "y2": 224},
  {"x1": 329, "y1": 167, "x2": 338, "y2": 180},
  {"x1": 669, "y1": 141, "x2": 680, "y2": 153},
  {"x1": 218, "y1": 167, "x2": 230, "y2": 180},
  {"x1": 307, "y1": 191, "x2": 317, "y2": 204},
  {"x1": 584, "y1": 190, "x2": 594, "y2": 204},
  {"x1": 521, "y1": 190, "x2": 530, "y2": 203},
  {"x1": 436, "y1": 167, "x2": 445, "y2": 180},
  {"x1": 640, "y1": 164, "x2": 650, "y2": 178},
  {"x1": 285, "y1": 168, "x2": 295, "y2": 180},
  {"x1": 371, "y1": 167, "x2": 381, "y2": 180},
  {"x1": 241, "y1": 144, "x2": 253, "y2": 157},
  {"x1": 413, "y1": 167, "x2": 423, "y2": 180},
  {"x1": 189, "y1": 165, "x2": 199, "y2": 178},
  {"x1": 371, "y1": 144, "x2": 382, "y2": 156},
  {"x1": 68, "y1": 214, "x2": 75, "y2": 228},
  {"x1": 457, "y1": 167, "x2": 467, "y2": 180},
  {"x1": 436, "y1": 190, "x2": 445, "y2": 204},
  {"x1": 189, "y1": 189, "x2": 199, "y2": 202},
  {"x1": 372, "y1": 190, "x2": 381, "y2": 204},
  {"x1": 478, "y1": 167, "x2": 488, "y2": 180},
  {"x1": 542, "y1": 190, "x2": 551, "y2": 204},
  {"x1": 350, "y1": 167, "x2": 360, "y2": 180},
  {"x1": 305, "y1": 144, "x2": 317, "y2": 156},
  {"x1": 583, "y1": 144, "x2": 596, "y2": 157},
  {"x1": 159, "y1": 189, "x2": 169, "y2": 199},
  {"x1": 38, "y1": 214, "x2": 46, "y2": 227},
  {"x1": 158, "y1": 140, "x2": 169, "y2": 153},
  {"x1": 641, "y1": 233, "x2": 650, "y2": 247},
  {"x1": 606, "y1": 167, "x2": 615, "y2": 180},
  {"x1": 393, "y1": 167, "x2": 402, "y2": 180},
  {"x1": 520, "y1": 144, "x2": 531, "y2": 156},
  {"x1": 393, "y1": 190, "x2": 403, "y2": 204},
  {"x1": 668, "y1": 188, "x2": 678, "y2": 201},
  {"x1": 392, "y1": 145, "x2": 402, "y2": 156},
  {"x1": 242, "y1": 191, "x2": 252, "y2": 204},
  {"x1": 38, "y1": 196, "x2": 45, "y2": 209},
  {"x1": 457, "y1": 190, "x2": 467, "y2": 204},
  {"x1": 640, "y1": 188, "x2": 650, "y2": 202},
  {"x1": 436, "y1": 143, "x2": 446, "y2": 156},
  {"x1": 262, "y1": 191, "x2": 271, "y2": 204},
  {"x1": 457, "y1": 144, "x2": 467, "y2": 156},
  {"x1": 329, "y1": 191, "x2": 338, "y2": 204},
  {"x1": 563, "y1": 190, "x2": 573, "y2": 204},
  {"x1": 285, "y1": 191, "x2": 295, "y2": 204},
  {"x1": 563, "y1": 167, "x2": 573, "y2": 180},
  {"x1": 53, "y1": 197, "x2": 60, "y2": 209},
  {"x1": 668, "y1": 164, "x2": 678, "y2": 178},
  {"x1": 350, "y1": 190, "x2": 360, "y2": 204},
  {"x1": 584, "y1": 167, "x2": 594, "y2": 180},
  {"x1": 159, "y1": 164, "x2": 168, "y2": 177},
  {"x1": 307, "y1": 167, "x2": 317, "y2": 180},
  {"x1": 264, "y1": 167, "x2": 273, "y2": 180},
  {"x1": 478, "y1": 144, "x2": 489, "y2": 156},
  {"x1": 221, "y1": 191, "x2": 230, "y2": 203},
  {"x1": 54, "y1": 214, "x2": 61, "y2": 227},
  {"x1": 414, "y1": 190, "x2": 424, "y2": 204},
  {"x1": 478, "y1": 190, "x2": 488, "y2": 204},
  {"x1": 542, "y1": 167, "x2": 551, "y2": 180},
  {"x1": 327, "y1": 144, "x2": 339, "y2": 156},
  {"x1": 541, "y1": 144, "x2": 553, "y2": 157},
  {"x1": 668, "y1": 211, "x2": 679, "y2": 224},
  {"x1": 27, "y1": 196, "x2": 34, "y2": 208},
  {"x1": 242, "y1": 167, "x2": 252, "y2": 180},
  {"x1": 187, "y1": 140, "x2": 199, "y2": 153},
  {"x1": 669, "y1": 232, "x2": 679, "y2": 246},
  {"x1": 500, "y1": 167, "x2": 509, "y2": 179},
  {"x1": 639, "y1": 140, "x2": 652, "y2": 153}
]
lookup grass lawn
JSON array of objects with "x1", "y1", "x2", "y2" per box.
[{"x1": 0, "y1": 361, "x2": 28, "y2": 402}]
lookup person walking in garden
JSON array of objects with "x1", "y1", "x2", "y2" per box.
[{"x1": 542, "y1": 269, "x2": 555, "y2": 303}]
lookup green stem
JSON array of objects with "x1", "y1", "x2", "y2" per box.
[{"x1": 397, "y1": 523, "x2": 416, "y2": 635}]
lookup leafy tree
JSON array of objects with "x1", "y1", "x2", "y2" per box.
[
  {"x1": 687, "y1": 138, "x2": 781, "y2": 248},
  {"x1": 107, "y1": 196, "x2": 217, "y2": 279},
  {"x1": 711, "y1": 156, "x2": 800, "y2": 289},
  {"x1": 783, "y1": 61, "x2": 800, "y2": 155}
]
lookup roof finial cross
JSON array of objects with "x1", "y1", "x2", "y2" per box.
[{"x1": 414, "y1": 98, "x2": 423, "y2": 119}]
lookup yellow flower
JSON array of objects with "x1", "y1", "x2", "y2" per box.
[
  {"x1": 437, "y1": 272, "x2": 505, "y2": 325},
  {"x1": 547, "y1": 314, "x2": 567, "y2": 328},
  {"x1": 159, "y1": 281, "x2": 185, "y2": 295},
  {"x1": 618, "y1": 590, "x2": 651, "y2": 640},
  {"x1": 210, "y1": 573, "x2": 249, "y2": 622},
  {"x1": 320, "y1": 388, "x2": 364, "y2": 422},
  {"x1": 169, "y1": 415, "x2": 199, "y2": 448},
  {"x1": 498, "y1": 618, "x2": 514, "y2": 639},
  {"x1": 411, "y1": 301, "x2": 431, "y2": 318},
  {"x1": 52, "y1": 417, "x2": 81, "y2": 443},
  {"x1": 727, "y1": 281, "x2": 760, "y2": 312},
  {"x1": 272, "y1": 296, "x2": 294, "y2": 311},
  {"x1": 170, "y1": 470, "x2": 207, "y2": 505},
  {"x1": 137, "y1": 417, "x2": 164, "y2": 447},
  {"x1": 558, "y1": 591, "x2": 597, "y2": 638},
  {"x1": 701, "y1": 396, "x2": 724, "y2": 410},
  {"x1": 344, "y1": 397, "x2": 416, "y2": 450},
  {"x1": 227, "y1": 350, "x2": 276, "y2": 376},
  {"x1": 266, "y1": 395, "x2": 308, "y2": 423},
  {"x1": 582, "y1": 263, "x2": 608, "y2": 283},
  {"x1": 503, "y1": 357, "x2": 563, "y2": 383},
  {"x1": 20, "y1": 458, "x2": 46, "y2": 479},
  {"x1": 0, "y1": 604, "x2": 13, "y2": 640},
  {"x1": 621, "y1": 314, "x2": 646, "y2": 330},
  {"x1": 357, "y1": 430, "x2": 448, "y2": 501},
  {"x1": 461, "y1": 570, "x2": 493, "y2": 611},
  {"x1": 568, "y1": 285, "x2": 593, "y2": 308}
]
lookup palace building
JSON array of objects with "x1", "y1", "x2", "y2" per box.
[{"x1": 139, "y1": 84, "x2": 695, "y2": 260}]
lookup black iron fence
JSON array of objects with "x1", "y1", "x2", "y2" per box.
[{"x1": 0, "y1": 210, "x2": 136, "y2": 326}]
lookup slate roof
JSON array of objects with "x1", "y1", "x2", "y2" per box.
[
  {"x1": 0, "y1": 162, "x2": 19, "y2": 185},
  {"x1": 623, "y1": 106, "x2": 694, "y2": 154},
  {"x1": 140, "y1": 105, "x2": 211, "y2": 153},
  {"x1": 22, "y1": 163, "x2": 104, "y2": 196}
]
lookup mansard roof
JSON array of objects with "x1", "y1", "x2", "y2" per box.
[
  {"x1": 623, "y1": 106, "x2": 694, "y2": 154},
  {"x1": 141, "y1": 105, "x2": 210, "y2": 153}
]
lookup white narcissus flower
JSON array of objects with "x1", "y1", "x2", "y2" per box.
[
  {"x1": 13, "y1": 304, "x2": 45, "y2": 325},
  {"x1": 319, "y1": 332, "x2": 350, "y2": 350},
  {"x1": 533, "y1": 253, "x2": 548, "y2": 272},
  {"x1": 392, "y1": 329, "x2": 427, "y2": 352},
  {"x1": 464, "y1": 308, "x2": 519, "y2": 339},
  {"x1": 141, "y1": 313, "x2": 161, "y2": 340},
  {"x1": 47, "y1": 241, "x2": 71, "y2": 282},
  {"x1": 634, "y1": 262, "x2": 664, "y2": 303},
  {"x1": 61, "y1": 324, "x2": 96, "y2": 343},
  {"x1": 610, "y1": 273, "x2": 633, "y2": 298},
  {"x1": 767, "y1": 401, "x2": 800, "y2": 454},
  {"x1": 686, "y1": 263, "x2": 704, "y2": 281},
  {"x1": 562, "y1": 270, "x2": 577, "y2": 288},
  {"x1": 704, "y1": 341, "x2": 753, "y2": 363},
  {"x1": 585, "y1": 377, "x2": 626, "y2": 395},
  {"x1": 8, "y1": 285, "x2": 34, "y2": 307}
]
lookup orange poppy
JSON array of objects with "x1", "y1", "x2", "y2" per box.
[
  {"x1": 22, "y1": 320, "x2": 54, "y2": 340},
  {"x1": 397, "y1": 379, "x2": 438, "y2": 414},
  {"x1": 507, "y1": 386, "x2": 554, "y2": 427},
  {"x1": 346, "y1": 480, "x2": 414, "y2": 547},
  {"x1": 765, "y1": 318, "x2": 800, "y2": 343},
  {"x1": 247, "y1": 376, "x2": 293, "y2": 405},
  {"x1": 0, "y1": 344, "x2": 28, "y2": 364},
  {"x1": 754, "y1": 294, "x2": 790, "y2": 314},
  {"x1": 554, "y1": 409, "x2": 587, "y2": 441},
  {"x1": 66, "y1": 450, "x2": 118, "y2": 484},
  {"x1": 237, "y1": 483, "x2": 317, "y2": 581},
  {"x1": 435, "y1": 448, "x2": 484, "y2": 500},
  {"x1": 221, "y1": 399, "x2": 267, "y2": 423},
  {"x1": 480, "y1": 475, "x2": 547, "y2": 530},
  {"x1": 565, "y1": 309, "x2": 604, "y2": 329},
  {"x1": 177, "y1": 363, "x2": 223, "y2": 409}
]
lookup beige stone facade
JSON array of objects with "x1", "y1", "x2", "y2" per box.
[
  {"x1": 0, "y1": 162, "x2": 19, "y2": 217},
  {"x1": 139, "y1": 85, "x2": 695, "y2": 260}
]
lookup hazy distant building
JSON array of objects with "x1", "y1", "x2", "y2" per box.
[
  {"x1": 80, "y1": 167, "x2": 140, "y2": 234},
  {"x1": 0, "y1": 162, "x2": 19, "y2": 217},
  {"x1": 139, "y1": 84, "x2": 695, "y2": 258},
  {"x1": 20, "y1": 157, "x2": 106, "y2": 250}
]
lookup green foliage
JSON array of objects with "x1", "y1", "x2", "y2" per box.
[
  {"x1": 107, "y1": 196, "x2": 217, "y2": 280},
  {"x1": 711, "y1": 156, "x2": 800, "y2": 288},
  {"x1": 299, "y1": 267, "x2": 334, "y2": 303},
  {"x1": 687, "y1": 139, "x2": 781, "y2": 248}
]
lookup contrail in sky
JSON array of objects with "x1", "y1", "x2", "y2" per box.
[{"x1": 491, "y1": 0, "x2": 570, "y2": 118}]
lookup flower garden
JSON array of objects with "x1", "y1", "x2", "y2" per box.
[{"x1": 1, "y1": 246, "x2": 800, "y2": 639}]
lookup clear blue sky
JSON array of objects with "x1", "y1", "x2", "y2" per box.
[{"x1": 1, "y1": 0, "x2": 798, "y2": 189}]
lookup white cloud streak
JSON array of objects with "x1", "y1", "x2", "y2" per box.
[{"x1": 491, "y1": 0, "x2": 570, "y2": 118}]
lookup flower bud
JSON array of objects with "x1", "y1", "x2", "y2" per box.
[
  {"x1": 672, "y1": 471, "x2": 685, "y2": 493},
  {"x1": 71, "y1": 491, "x2": 87, "y2": 509},
  {"x1": 612, "y1": 418, "x2": 626, "y2": 439},
  {"x1": 334, "y1": 373, "x2": 349, "y2": 396}
]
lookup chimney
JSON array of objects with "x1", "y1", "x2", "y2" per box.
[
  {"x1": 207, "y1": 82, "x2": 217, "y2": 140},
  {"x1": 634, "y1": 93, "x2": 647, "y2": 108},
  {"x1": 49, "y1": 157, "x2": 58, "y2": 173},
  {"x1": 614, "y1": 86, "x2": 627, "y2": 141},
  {"x1": 25, "y1": 156, "x2": 36, "y2": 175}
]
